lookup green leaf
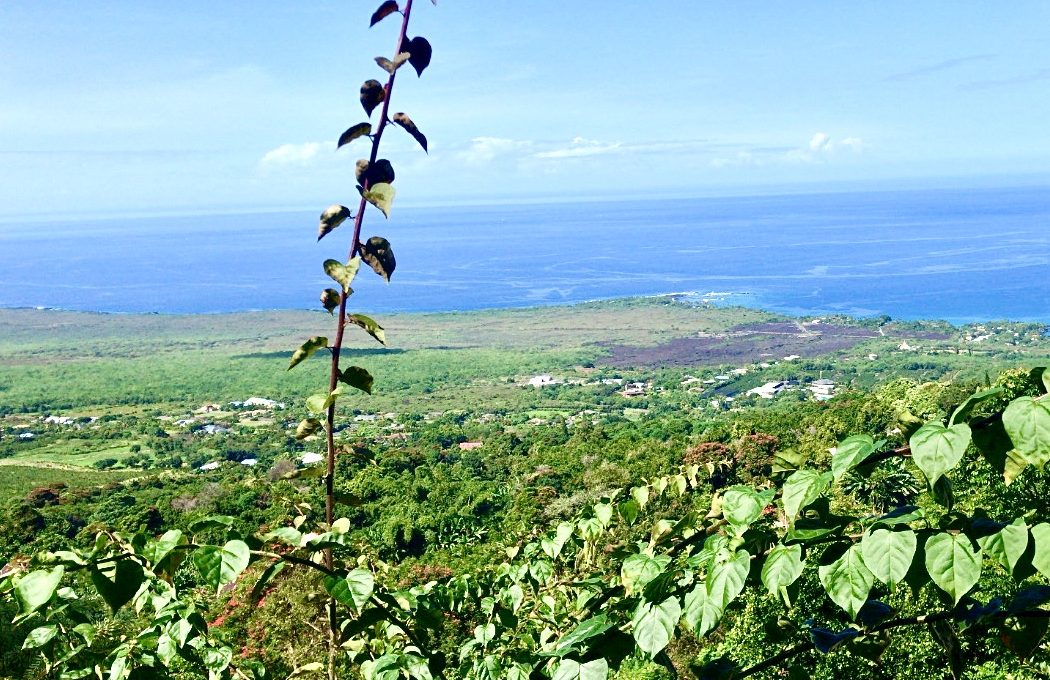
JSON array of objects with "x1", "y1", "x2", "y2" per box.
[
  {"x1": 391, "y1": 112, "x2": 428, "y2": 153},
  {"x1": 305, "y1": 394, "x2": 329, "y2": 414},
  {"x1": 14, "y1": 567, "x2": 64, "y2": 614},
  {"x1": 323, "y1": 257, "x2": 360, "y2": 294},
  {"x1": 721, "y1": 486, "x2": 765, "y2": 532},
  {"x1": 404, "y1": 36, "x2": 433, "y2": 77},
  {"x1": 295, "y1": 418, "x2": 323, "y2": 440},
  {"x1": 781, "y1": 469, "x2": 831, "y2": 524},
  {"x1": 143, "y1": 529, "x2": 184, "y2": 568},
  {"x1": 831, "y1": 434, "x2": 876, "y2": 480},
  {"x1": 761, "y1": 544, "x2": 804, "y2": 596},
  {"x1": 263, "y1": 527, "x2": 302, "y2": 545},
  {"x1": 250, "y1": 561, "x2": 286, "y2": 605},
  {"x1": 202, "y1": 646, "x2": 233, "y2": 674},
  {"x1": 924, "y1": 533, "x2": 981, "y2": 605},
  {"x1": 620, "y1": 553, "x2": 670, "y2": 596},
  {"x1": 326, "y1": 568, "x2": 374, "y2": 612},
  {"x1": 360, "y1": 236, "x2": 396, "y2": 281},
  {"x1": 684, "y1": 549, "x2": 750, "y2": 637},
  {"x1": 361, "y1": 182, "x2": 396, "y2": 218},
  {"x1": 337, "y1": 124, "x2": 372, "y2": 150},
  {"x1": 818, "y1": 544, "x2": 874, "y2": 619},
  {"x1": 1003, "y1": 396, "x2": 1050, "y2": 468},
  {"x1": 949, "y1": 387, "x2": 1004, "y2": 426},
  {"x1": 547, "y1": 615, "x2": 612, "y2": 657},
  {"x1": 861, "y1": 528, "x2": 916, "y2": 588},
  {"x1": 318, "y1": 205, "x2": 352, "y2": 241},
  {"x1": 90, "y1": 559, "x2": 145, "y2": 613},
  {"x1": 552, "y1": 659, "x2": 608, "y2": 680},
  {"x1": 631, "y1": 596, "x2": 681, "y2": 658},
  {"x1": 977, "y1": 519, "x2": 1028, "y2": 576},
  {"x1": 360, "y1": 79, "x2": 386, "y2": 117},
  {"x1": 188, "y1": 515, "x2": 235, "y2": 533},
  {"x1": 193, "y1": 540, "x2": 251, "y2": 593},
  {"x1": 683, "y1": 585, "x2": 721, "y2": 638},
  {"x1": 288, "y1": 336, "x2": 329, "y2": 370},
  {"x1": 370, "y1": 1, "x2": 399, "y2": 27},
  {"x1": 22, "y1": 624, "x2": 58, "y2": 650},
  {"x1": 1031, "y1": 523, "x2": 1050, "y2": 579},
  {"x1": 339, "y1": 366, "x2": 374, "y2": 394},
  {"x1": 347, "y1": 314, "x2": 386, "y2": 345},
  {"x1": 910, "y1": 422, "x2": 971, "y2": 486}
]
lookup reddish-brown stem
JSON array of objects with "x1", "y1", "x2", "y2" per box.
[{"x1": 321, "y1": 5, "x2": 416, "y2": 678}]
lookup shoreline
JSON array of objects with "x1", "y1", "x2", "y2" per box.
[{"x1": 1, "y1": 293, "x2": 1048, "y2": 329}]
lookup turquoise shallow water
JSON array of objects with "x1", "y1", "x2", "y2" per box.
[{"x1": 0, "y1": 185, "x2": 1047, "y2": 322}]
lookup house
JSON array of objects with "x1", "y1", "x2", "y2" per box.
[
  {"x1": 300, "y1": 452, "x2": 324, "y2": 465},
  {"x1": 18, "y1": 432, "x2": 35, "y2": 440},
  {"x1": 747, "y1": 381, "x2": 786, "y2": 399},
  {"x1": 621, "y1": 382, "x2": 649, "y2": 397},
  {"x1": 528, "y1": 374, "x2": 556, "y2": 387},
  {"x1": 243, "y1": 397, "x2": 285, "y2": 409},
  {"x1": 194, "y1": 403, "x2": 223, "y2": 413},
  {"x1": 198, "y1": 461, "x2": 222, "y2": 472},
  {"x1": 808, "y1": 379, "x2": 836, "y2": 401},
  {"x1": 458, "y1": 441, "x2": 483, "y2": 451},
  {"x1": 240, "y1": 459, "x2": 258, "y2": 466}
]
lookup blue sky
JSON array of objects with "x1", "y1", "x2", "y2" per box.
[{"x1": 2, "y1": 1, "x2": 1049, "y2": 218}]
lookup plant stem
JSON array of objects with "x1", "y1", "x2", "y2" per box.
[{"x1": 321, "y1": 4, "x2": 416, "y2": 678}]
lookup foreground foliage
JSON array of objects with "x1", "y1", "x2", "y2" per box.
[{"x1": 4, "y1": 368, "x2": 1050, "y2": 678}]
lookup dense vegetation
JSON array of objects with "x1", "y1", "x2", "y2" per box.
[{"x1": 3, "y1": 299, "x2": 1050, "y2": 679}]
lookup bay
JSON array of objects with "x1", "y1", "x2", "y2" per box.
[{"x1": 0, "y1": 185, "x2": 1047, "y2": 323}]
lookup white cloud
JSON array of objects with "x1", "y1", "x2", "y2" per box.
[
  {"x1": 457, "y1": 136, "x2": 533, "y2": 164},
  {"x1": 534, "y1": 136, "x2": 623, "y2": 159},
  {"x1": 259, "y1": 141, "x2": 329, "y2": 169},
  {"x1": 809, "y1": 132, "x2": 832, "y2": 152}
]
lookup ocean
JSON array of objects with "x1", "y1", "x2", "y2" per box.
[{"x1": 1, "y1": 185, "x2": 1048, "y2": 323}]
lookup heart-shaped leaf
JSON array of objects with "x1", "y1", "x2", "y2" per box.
[
  {"x1": 375, "y1": 52, "x2": 411, "y2": 75},
  {"x1": 357, "y1": 159, "x2": 395, "y2": 188},
  {"x1": 361, "y1": 182, "x2": 396, "y2": 218},
  {"x1": 360, "y1": 79, "x2": 385, "y2": 117},
  {"x1": 193, "y1": 541, "x2": 251, "y2": 594},
  {"x1": 391, "y1": 112, "x2": 427, "y2": 152},
  {"x1": 340, "y1": 366, "x2": 374, "y2": 394},
  {"x1": 831, "y1": 434, "x2": 876, "y2": 480},
  {"x1": 15, "y1": 567, "x2": 64, "y2": 614},
  {"x1": 925, "y1": 533, "x2": 981, "y2": 604},
  {"x1": 369, "y1": 1, "x2": 398, "y2": 27},
  {"x1": 323, "y1": 257, "x2": 361, "y2": 293},
  {"x1": 404, "y1": 36, "x2": 432, "y2": 77},
  {"x1": 336, "y1": 123, "x2": 371, "y2": 150},
  {"x1": 910, "y1": 422, "x2": 971, "y2": 485},
  {"x1": 360, "y1": 236, "x2": 396, "y2": 281},
  {"x1": 1003, "y1": 396, "x2": 1050, "y2": 468}
]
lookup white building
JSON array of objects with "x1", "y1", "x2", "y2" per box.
[
  {"x1": 747, "y1": 381, "x2": 786, "y2": 399},
  {"x1": 808, "y1": 379, "x2": 836, "y2": 401}
]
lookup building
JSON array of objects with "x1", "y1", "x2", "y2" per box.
[
  {"x1": 808, "y1": 379, "x2": 836, "y2": 401},
  {"x1": 747, "y1": 381, "x2": 786, "y2": 399}
]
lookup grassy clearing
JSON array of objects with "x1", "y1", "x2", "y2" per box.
[
  {"x1": 0, "y1": 462, "x2": 138, "y2": 499},
  {"x1": 9, "y1": 439, "x2": 149, "y2": 467}
]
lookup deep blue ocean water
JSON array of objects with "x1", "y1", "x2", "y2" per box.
[{"x1": 1, "y1": 185, "x2": 1047, "y2": 323}]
